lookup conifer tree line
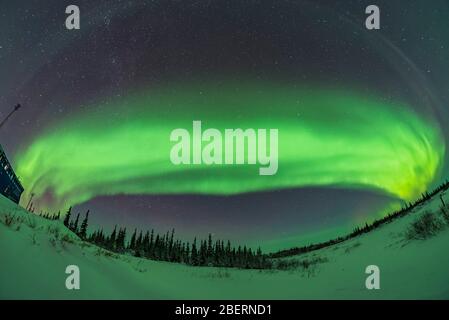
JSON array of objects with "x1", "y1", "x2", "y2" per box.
[
  {"x1": 36, "y1": 211, "x2": 60, "y2": 221},
  {"x1": 63, "y1": 208, "x2": 90, "y2": 240},
  {"x1": 62, "y1": 207, "x2": 271, "y2": 269},
  {"x1": 33, "y1": 179, "x2": 449, "y2": 263},
  {"x1": 270, "y1": 179, "x2": 449, "y2": 258}
]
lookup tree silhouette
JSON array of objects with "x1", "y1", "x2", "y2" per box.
[
  {"x1": 63, "y1": 207, "x2": 72, "y2": 227},
  {"x1": 79, "y1": 210, "x2": 89, "y2": 239},
  {"x1": 70, "y1": 213, "x2": 80, "y2": 233}
]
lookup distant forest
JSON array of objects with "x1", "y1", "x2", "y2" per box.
[
  {"x1": 269, "y1": 179, "x2": 449, "y2": 258},
  {"x1": 34, "y1": 179, "x2": 449, "y2": 269},
  {"x1": 62, "y1": 208, "x2": 271, "y2": 269}
]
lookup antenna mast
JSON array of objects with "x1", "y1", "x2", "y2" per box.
[{"x1": 0, "y1": 104, "x2": 21, "y2": 129}]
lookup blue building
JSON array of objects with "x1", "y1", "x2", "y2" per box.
[{"x1": 0, "y1": 144, "x2": 24, "y2": 204}]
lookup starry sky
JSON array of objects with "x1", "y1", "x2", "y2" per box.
[{"x1": 1, "y1": 0, "x2": 448, "y2": 250}]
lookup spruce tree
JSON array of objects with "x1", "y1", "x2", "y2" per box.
[
  {"x1": 185, "y1": 242, "x2": 190, "y2": 264},
  {"x1": 71, "y1": 213, "x2": 80, "y2": 233},
  {"x1": 116, "y1": 228, "x2": 127, "y2": 252},
  {"x1": 207, "y1": 233, "x2": 213, "y2": 260},
  {"x1": 169, "y1": 229, "x2": 175, "y2": 258},
  {"x1": 136, "y1": 231, "x2": 143, "y2": 251},
  {"x1": 200, "y1": 240, "x2": 207, "y2": 266},
  {"x1": 63, "y1": 207, "x2": 72, "y2": 227},
  {"x1": 154, "y1": 234, "x2": 160, "y2": 260},
  {"x1": 256, "y1": 247, "x2": 262, "y2": 268},
  {"x1": 129, "y1": 228, "x2": 137, "y2": 250},
  {"x1": 109, "y1": 225, "x2": 117, "y2": 250},
  {"x1": 98, "y1": 229, "x2": 105, "y2": 245},
  {"x1": 149, "y1": 229, "x2": 154, "y2": 258},
  {"x1": 191, "y1": 238, "x2": 198, "y2": 266},
  {"x1": 143, "y1": 231, "x2": 150, "y2": 255},
  {"x1": 225, "y1": 240, "x2": 231, "y2": 266},
  {"x1": 79, "y1": 210, "x2": 89, "y2": 239},
  {"x1": 237, "y1": 246, "x2": 242, "y2": 268}
]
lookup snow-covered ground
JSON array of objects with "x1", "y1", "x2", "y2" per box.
[{"x1": 1, "y1": 190, "x2": 448, "y2": 299}]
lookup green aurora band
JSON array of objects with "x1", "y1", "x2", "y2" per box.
[{"x1": 15, "y1": 83, "x2": 445, "y2": 211}]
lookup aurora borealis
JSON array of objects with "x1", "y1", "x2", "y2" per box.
[
  {"x1": 15, "y1": 84, "x2": 444, "y2": 211},
  {"x1": 1, "y1": 0, "x2": 449, "y2": 247}
]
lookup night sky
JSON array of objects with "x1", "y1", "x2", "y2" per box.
[{"x1": 1, "y1": 0, "x2": 448, "y2": 250}]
